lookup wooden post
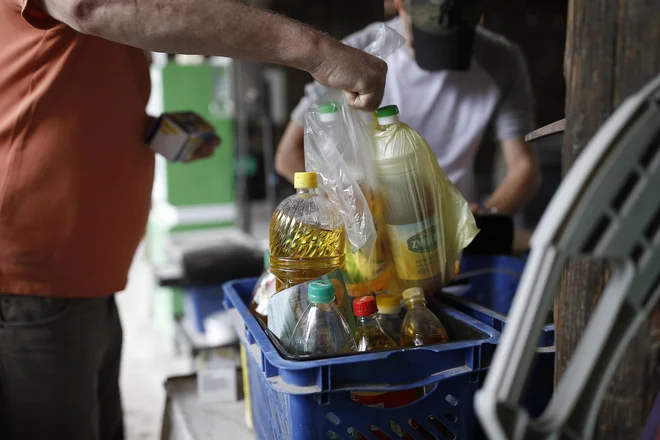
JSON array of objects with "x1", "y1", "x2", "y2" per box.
[{"x1": 557, "y1": 0, "x2": 660, "y2": 437}]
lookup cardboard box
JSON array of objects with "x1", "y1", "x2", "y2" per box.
[
  {"x1": 146, "y1": 112, "x2": 215, "y2": 162},
  {"x1": 196, "y1": 348, "x2": 240, "y2": 402}
]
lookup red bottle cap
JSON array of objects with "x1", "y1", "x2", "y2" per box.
[{"x1": 353, "y1": 296, "x2": 377, "y2": 317}]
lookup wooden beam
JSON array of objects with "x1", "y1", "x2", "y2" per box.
[{"x1": 558, "y1": 0, "x2": 660, "y2": 437}]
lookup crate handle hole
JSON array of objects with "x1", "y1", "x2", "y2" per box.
[
  {"x1": 445, "y1": 394, "x2": 458, "y2": 406},
  {"x1": 444, "y1": 412, "x2": 458, "y2": 423},
  {"x1": 428, "y1": 416, "x2": 457, "y2": 440},
  {"x1": 326, "y1": 412, "x2": 341, "y2": 426}
]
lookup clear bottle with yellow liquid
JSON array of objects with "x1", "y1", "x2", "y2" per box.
[
  {"x1": 269, "y1": 172, "x2": 346, "y2": 292},
  {"x1": 400, "y1": 287, "x2": 450, "y2": 347},
  {"x1": 351, "y1": 296, "x2": 423, "y2": 413}
]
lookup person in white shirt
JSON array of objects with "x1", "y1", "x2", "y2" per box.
[{"x1": 275, "y1": 0, "x2": 541, "y2": 215}]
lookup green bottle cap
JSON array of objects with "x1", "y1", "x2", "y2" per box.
[
  {"x1": 376, "y1": 105, "x2": 400, "y2": 118},
  {"x1": 319, "y1": 102, "x2": 340, "y2": 114},
  {"x1": 308, "y1": 280, "x2": 335, "y2": 303}
]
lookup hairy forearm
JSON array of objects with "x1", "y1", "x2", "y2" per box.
[
  {"x1": 41, "y1": 0, "x2": 329, "y2": 73},
  {"x1": 485, "y1": 163, "x2": 541, "y2": 215}
]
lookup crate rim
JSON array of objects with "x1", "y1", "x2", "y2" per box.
[
  {"x1": 223, "y1": 277, "x2": 501, "y2": 372},
  {"x1": 441, "y1": 290, "x2": 555, "y2": 340}
]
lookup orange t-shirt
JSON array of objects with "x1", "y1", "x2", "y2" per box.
[{"x1": 0, "y1": 1, "x2": 155, "y2": 296}]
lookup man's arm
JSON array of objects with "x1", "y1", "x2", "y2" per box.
[
  {"x1": 483, "y1": 137, "x2": 541, "y2": 215},
  {"x1": 482, "y1": 42, "x2": 539, "y2": 214},
  {"x1": 35, "y1": 0, "x2": 387, "y2": 110},
  {"x1": 275, "y1": 121, "x2": 306, "y2": 184}
]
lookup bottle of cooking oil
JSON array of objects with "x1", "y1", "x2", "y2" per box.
[
  {"x1": 351, "y1": 296, "x2": 423, "y2": 415},
  {"x1": 400, "y1": 287, "x2": 450, "y2": 347},
  {"x1": 374, "y1": 105, "x2": 444, "y2": 293},
  {"x1": 376, "y1": 294, "x2": 403, "y2": 342},
  {"x1": 318, "y1": 102, "x2": 392, "y2": 296},
  {"x1": 353, "y1": 296, "x2": 398, "y2": 351},
  {"x1": 269, "y1": 172, "x2": 346, "y2": 292}
]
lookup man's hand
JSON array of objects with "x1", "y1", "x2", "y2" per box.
[
  {"x1": 310, "y1": 41, "x2": 388, "y2": 112},
  {"x1": 185, "y1": 135, "x2": 221, "y2": 163},
  {"x1": 469, "y1": 203, "x2": 489, "y2": 215}
]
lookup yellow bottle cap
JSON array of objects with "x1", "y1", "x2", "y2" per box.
[
  {"x1": 294, "y1": 172, "x2": 318, "y2": 189},
  {"x1": 402, "y1": 287, "x2": 425, "y2": 302},
  {"x1": 376, "y1": 294, "x2": 401, "y2": 315}
]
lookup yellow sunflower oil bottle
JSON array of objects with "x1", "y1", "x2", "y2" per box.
[{"x1": 269, "y1": 172, "x2": 346, "y2": 292}]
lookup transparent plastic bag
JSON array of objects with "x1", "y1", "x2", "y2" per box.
[
  {"x1": 303, "y1": 24, "x2": 405, "y2": 297},
  {"x1": 373, "y1": 106, "x2": 479, "y2": 292}
]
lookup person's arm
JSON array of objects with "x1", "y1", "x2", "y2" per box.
[
  {"x1": 275, "y1": 121, "x2": 306, "y2": 184},
  {"x1": 483, "y1": 137, "x2": 540, "y2": 214},
  {"x1": 485, "y1": 43, "x2": 540, "y2": 214},
  {"x1": 274, "y1": 23, "x2": 388, "y2": 182},
  {"x1": 34, "y1": 0, "x2": 387, "y2": 110}
]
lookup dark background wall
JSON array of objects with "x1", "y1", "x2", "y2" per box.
[{"x1": 480, "y1": 0, "x2": 568, "y2": 226}]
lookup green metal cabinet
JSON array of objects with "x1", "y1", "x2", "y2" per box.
[{"x1": 146, "y1": 59, "x2": 236, "y2": 327}]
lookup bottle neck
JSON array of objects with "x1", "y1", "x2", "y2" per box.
[
  {"x1": 404, "y1": 298, "x2": 427, "y2": 310},
  {"x1": 296, "y1": 188, "x2": 316, "y2": 195},
  {"x1": 356, "y1": 314, "x2": 379, "y2": 327},
  {"x1": 312, "y1": 301, "x2": 335, "y2": 312}
]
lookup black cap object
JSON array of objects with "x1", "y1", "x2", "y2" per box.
[{"x1": 404, "y1": 0, "x2": 486, "y2": 71}]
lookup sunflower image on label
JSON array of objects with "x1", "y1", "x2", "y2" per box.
[{"x1": 387, "y1": 217, "x2": 442, "y2": 281}]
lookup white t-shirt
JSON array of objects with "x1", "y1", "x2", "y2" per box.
[{"x1": 291, "y1": 18, "x2": 535, "y2": 203}]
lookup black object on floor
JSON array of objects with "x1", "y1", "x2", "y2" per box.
[{"x1": 182, "y1": 244, "x2": 265, "y2": 287}]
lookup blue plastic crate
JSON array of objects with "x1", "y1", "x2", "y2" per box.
[
  {"x1": 441, "y1": 255, "x2": 555, "y2": 417},
  {"x1": 184, "y1": 285, "x2": 226, "y2": 333},
  {"x1": 223, "y1": 278, "x2": 500, "y2": 440}
]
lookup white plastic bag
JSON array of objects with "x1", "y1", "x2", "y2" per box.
[
  {"x1": 304, "y1": 24, "x2": 405, "y2": 251},
  {"x1": 303, "y1": 25, "x2": 404, "y2": 297}
]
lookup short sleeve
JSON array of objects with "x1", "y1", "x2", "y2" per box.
[
  {"x1": 20, "y1": 0, "x2": 60, "y2": 30},
  {"x1": 493, "y1": 46, "x2": 536, "y2": 142},
  {"x1": 290, "y1": 22, "x2": 386, "y2": 127}
]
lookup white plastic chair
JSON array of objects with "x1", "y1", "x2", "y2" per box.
[{"x1": 475, "y1": 74, "x2": 660, "y2": 439}]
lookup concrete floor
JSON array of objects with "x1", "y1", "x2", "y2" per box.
[
  {"x1": 117, "y1": 207, "x2": 270, "y2": 440},
  {"x1": 117, "y1": 244, "x2": 191, "y2": 440}
]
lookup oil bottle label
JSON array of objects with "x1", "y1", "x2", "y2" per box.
[{"x1": 387, "y1": 217, "x2": 442, "y2": 281}]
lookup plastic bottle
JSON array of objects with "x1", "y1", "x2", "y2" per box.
[
  {"x1": 374, "y1": 105, "x2": 444, "y2": 293},
  {"x1": 289, "y1": 280, "x2": 357, "y2": 355},
  {"x1": 317, "y1": 102, "x2": 392, "y2": 296},
  {"x1": 353, "y1": 296, "x2": 398, "y2": 352},
  {"x1": 400, "y1": 287, "x2": 450, "y2": 347},
  {"x1": 351, "y1": 296, "x2": 423, "y2": 418},
  {"x1": 269, "y1": 172, "x2": 345, "y2": 292},
  {"x1": 376, "y1": 294, "x2": 403, "y2": 343},
  {"x1": 249, "y1": 251, "x2": 276, "y2": 324}
]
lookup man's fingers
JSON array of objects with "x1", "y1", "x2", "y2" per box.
[{"x1": 344, "y1": 91, "x2": 381, "y2": 112}]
